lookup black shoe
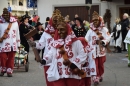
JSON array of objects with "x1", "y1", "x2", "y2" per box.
[
  {"x1": 123, "y1": 49, "x2": 127, "y2": 51},
  {"x1": 117, "y1": 51, "x2": 122, "y2": 53},
  {"x1": 128, "y1": 63, "x2": 130, "y2": 67},
  {"x1": 99, "y1": 77, "x2": 103, "y2": 82},
  {"x1": 0, "y1": 72, "x2": 5, "y2": 76},
  {"x1": 7, "y1": 73, "x2": 12, "y2": 77},
  {"x1": 94, "y1": 81, "x2": 99, "y2": 86}
]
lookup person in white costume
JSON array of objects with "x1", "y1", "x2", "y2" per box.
[
  {"x1": 78, "y1": 37, "x2": 96, "y2": 86},
  {"x1": 85, "y1": 11, "x2": 111, "y2": 85},
  {"x1": 0, "y1": 8, "x2": 20, "y2": 77},
  {"x1": 29, "y1": 9, "x2": 61, "y2": 86},
  {"x1": 41, "y1": 17, "x2": 87, "y2": 86}
]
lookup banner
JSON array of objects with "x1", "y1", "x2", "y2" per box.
[{"x1": 124, "y1": 30, "x2": 130, "y2": 44}]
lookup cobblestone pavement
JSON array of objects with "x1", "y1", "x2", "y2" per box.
[{"x1": 0, "y1": 50, "x2": 130, "y2": 86}]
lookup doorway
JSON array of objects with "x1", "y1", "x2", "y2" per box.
[
  {"x1": 55, "y1": 5, "x2": 99, "y2": 21},
  {"x1": 119, "y1": 7, "x2": 130, "y2": 19}
]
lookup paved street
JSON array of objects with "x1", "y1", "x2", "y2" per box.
[{"x1": 0, "y1": 49, "x2": 130, "y2": 86}]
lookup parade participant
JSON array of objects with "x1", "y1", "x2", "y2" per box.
[
  {"x1": 72, "y1": 17, "x2": 87, "y2": 37},
  {"x1": 0, "y1": 8, "x2": 20, "y2": 77},
  {"x1": 41, "y1": 16, "x2": 87, "y2": 86},
  {"x1": 85, "y1": 11, "x2": 111, "y2": 85},
  {"x1": 28, "y1": 9, "x2": 62, "y2": 86},
  {"x1": 78, "y1": 37, "x2": 96, "y2": 86},
  {"x1": 19, "y1": 12, "x2": 32, "y2": 63},
  {"x1": 124, "y1": 25, "x2": 130, "y2": 67}
]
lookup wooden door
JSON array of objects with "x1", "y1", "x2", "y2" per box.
[
  {"x1": 119, "y1": 7, "x2": 130, "y2": 19},
  {"x1": 55, "y1": 5, "x2": 99, "y2": 22}
]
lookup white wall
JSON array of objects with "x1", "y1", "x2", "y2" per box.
[
  {"x1": 37, "y1": 0, "x2": 129, "y2": 29},
  {"x1": 0, "y1": 0, "x2": 8, "y2": 15},
  {"x1": 37, "y1": 0, "x2": 103, "y2": 24}
]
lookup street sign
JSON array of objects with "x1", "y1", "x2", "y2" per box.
[
  {"x1": 27, "y1": 0, "x2": 37, "y2": 8},
  {"x1": 8, "y1": 7, "x2": 12, "y2": 12}
]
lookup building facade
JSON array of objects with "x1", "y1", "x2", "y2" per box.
[
  {"x1": 0, "y1": 0, "x2": 33, "y2": 17},
  {"x1": 37, "y1": 0, "x2": 130, "y2": 28}
]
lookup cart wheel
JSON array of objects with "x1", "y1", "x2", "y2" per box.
[{"x1": 25, "y1": 62, "x2": 29, "y2": 72}]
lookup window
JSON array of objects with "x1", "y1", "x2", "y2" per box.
[
  {"x1": 19, "y1": 0, "x2": 23, "y2": 6},
  {"x1": 12, "y1": 0, "x2": 17, "y2": 5}
]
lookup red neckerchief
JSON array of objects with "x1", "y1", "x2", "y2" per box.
[
  {"x1": 0, "y1": 16, "x2": 17, "y2": 23},
  {"x1": 45, "y1": 18, "x2": 56, "y2": 37},
  {"x1": 90, "y1": 17, "x2": 105, "y2": 31}
]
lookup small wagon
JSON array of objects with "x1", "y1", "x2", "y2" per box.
[{"x1": 14, "y1": 45, "x2": 29, "y2": 72}]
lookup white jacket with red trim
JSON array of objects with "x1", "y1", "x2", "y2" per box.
[
  {"x1": 43, "y1": 40, "x2": 87, "y2": 79},
  {"x1": 85, "y1": 27, "x2": 111, "y2": 57},
  {"x1": 0, "y1": 17, "x2": 20, "y2": 52}
]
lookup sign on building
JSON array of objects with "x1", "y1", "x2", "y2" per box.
[{"x1": 27, "y1": 0, "x2": 37, "y2": 8}]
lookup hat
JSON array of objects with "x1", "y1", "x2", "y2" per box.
[
  {"x1": 74, "y1": 17, "x2": 83, "y2": 24},
  {"x1": 52, "y1": 9, "x2": 61, "y2": 17},
  {"x1": 35, "y1": 22, "x2": 43, "y2": 27},
  {"x1": 92, "y1": 11, "x2": 99, "y2": 21},
  {"x1": 21, "y1": 11, "x2": 31, "y2": 22}
]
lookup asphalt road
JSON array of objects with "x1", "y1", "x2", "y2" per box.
[{"x1": 0, "y1": 50, "x2": 130, "y2": 86}]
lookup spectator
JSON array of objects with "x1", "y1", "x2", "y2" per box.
[
  {"x1": 34, "y1": 22, "x2": 44, "y2": 60},
  {"x1": 45, "y1": 17, "x2": 50, "y2": 28},
  {"x1": 72, "y1": 17, "x2": 87, "y2": 37},
  {"x1": 112, "y1": 18, "x2": 122, "y2": 53},
  {"x1": 83, "y1": 20, "x2": 90, "y2": 33},
  {"x1": 121, "y1": 13, "x2": 129, "y2": 51},
  {"x1": 19, "y1": 13, "x2": 32, "y2": 62},
  {"x1": 34, "y1": 22, "x2": 44, "y2": 40},
  {"x1": 75, "y1": 14, "x2": 79, "y2": 18},
  {"x1": 70, "y1": 20, "x2": 75, "y2": 28}
]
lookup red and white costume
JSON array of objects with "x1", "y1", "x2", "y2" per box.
[
  {"x1": 35, "y1": 18, "x2": 55, "y2": 86},
  {"x1": 78, "y1": 37, "x2": 96, "y2": 86},
  {"x1": 0, "y1": 16, "x2": 20, "y2": 74},
  {"x1": 43, "y1": 25, "x2": 87, "y2": 86},
  {"x1": 85, "y1": 19, "x2": 111, "y2": 83}
]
